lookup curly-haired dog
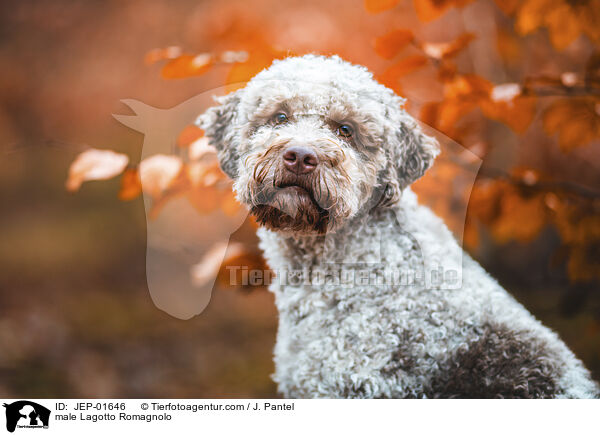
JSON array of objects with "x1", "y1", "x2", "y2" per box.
[{"x1": 196, "y1": 55, "x2": 600, "y2": 398}]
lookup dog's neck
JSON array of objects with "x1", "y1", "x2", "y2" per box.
[{"x1": 257, "y1": 192, "x2": 412, "y2": 270}]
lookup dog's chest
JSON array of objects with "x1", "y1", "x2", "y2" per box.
[
  {"x1": 271, "y1": 280, "x2": 456, "y2": 398},
  {"x1": 256, "y1": 209, "x2": 467, "y2": 397}
]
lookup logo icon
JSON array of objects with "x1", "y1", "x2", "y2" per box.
[{"x1": 3, "y1": 401, "x2": 50, "y2": 433}]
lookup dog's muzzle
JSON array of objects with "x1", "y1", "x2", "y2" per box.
[{"x1": 250, "y1": 144, "x2": 330, "y2": 233}]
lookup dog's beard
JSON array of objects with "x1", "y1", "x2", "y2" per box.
[
  {"x1": 248, "y1": 166, "x2": 334, "y2": 234},
  {"x1": 251, "y1": 196, "x2": 329, "y2": 234}
]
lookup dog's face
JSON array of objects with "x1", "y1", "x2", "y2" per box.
[{"x1": 197, "y1": 55, "x2": 439, "y2": 235}]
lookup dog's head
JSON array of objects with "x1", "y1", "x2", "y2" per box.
[{"x1": 197, "y1": 55, "x2": 439, "y2": 235}]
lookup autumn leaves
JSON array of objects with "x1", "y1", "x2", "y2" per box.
[
  {"x1": 65, "y1": 0, "x2": 600, "y2": 286},
  {"x1": 66, "y1": 125, "x2": 242, "y2": 221},
  {"x1": 367, "y1": 0, "x2": 600, "y2": 283}
]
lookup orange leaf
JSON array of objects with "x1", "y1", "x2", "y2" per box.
[
  {"x1": 496, "y1": 27, "x2": 521, "y2": 64},
  {"x1": 545, "y1": 4, "x2": 582, "y2": 51},
  {"x1": 146, "y1": 170, "x2": 190, "y2": 220},
  {"x1": 66, "y1": 148, "x2": 129, "y2": 192},
  {"x1": 217, "y1": 244, "x2": 269, "y2": 289},
  {"x1": 421, "y1": 33, "x2": 475, "y2": 60},
  {"x1": 493, "y1": 0, "x2": 520, "y2": 15},
  {"x1": 514, "y1": 0, "x2": 598, "y2": 51},
  {"x1": 420, "y1": 102, "x2": 441, "y2": 127},
  {"x1": 161, "y1": 54, "x2": 213, "y2": 79},
  {"x1": 414, "y1": 0, "x2": 444, "y2": 21},
  {"x1": 556, "y1": 120, "x2": 596, "y2": 152},
  {"x1": 414, "y1": 0, "x2": 475, "y2": 22},
  {"x1": 191, "y1": 241, "x2": 245, "y2": 287},
  {"x1": 188, "y1": 137, "x2": 217, "y2": 161},
  {"x1": 177, "y1": 125, "x2": 204, "y2": 148},
  {"x1": 438, "y1": 100, "x2": 477, "y2": 132},
  {"x1": 470, "y1": 180, "x2": 549, "y2": 246},
  {"x1": 364, "y1": 0, "x2": 400, "y2": 13},
  {"x1": 187, "y1": 161, "x2": 211, "y2": 187},
  {"x1": 412, "y1": 156, "x2": 468, "y2": 236},
  {"x1": 444, "y1": 74, "x2": 491, "y2": 100},
  {"x1": 139, "y1": 154, "x2": 183, "y2": 197},
  {"x1": 515, "y1": 0, "x2": 545, "y2": 35},
  {"x1": 482, "y1": 91, "x2": 536, "y2": 133},
  {"x1": 543, "y1": 101, "x2": 571, "y2": 134},
  {"x1": 118, "y1": 168, "x2": 142, "y2": 201},
  {"x1": 374, "y1": 29, "x2": 413, "y2": 59},
  {"x1": 469, "y1": 180, "x2": 504, "y2": 225},
  {"x1": 491, "y1": 191, "x2": 547, "y2": 243},
  {"x1": 437, "y1": 62, "x2": 458, "y2": 82},
  {"x1": 421, "y1": 74, "x2": 493, "y2": 135},
  {"x1": 543, "y1": 98, "x2": 600, "y2": 152},
  {"x1": 187, "y1": 161, "x2": 225, "y2": 187},
  {"x1": 378, "y1": 55, "x2": 428, "y2": 92},
  {"x1": 581, "y1": 0, "x2": 600, "y2": 45}
]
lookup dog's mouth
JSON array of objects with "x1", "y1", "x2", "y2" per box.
[
  {"x1": 250, "y1": 180, "x2": 330, "y2": 234},
  {"x1": 275, "y1": 180, "x2": 328, "y2": 214},
  {"x1": 276, "y1": 182, "x2": 315, "y2": 200}
]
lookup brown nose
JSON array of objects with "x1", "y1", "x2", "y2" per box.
[{"x1": 282, "y1": 146, "x2": 319, "y2": 175}]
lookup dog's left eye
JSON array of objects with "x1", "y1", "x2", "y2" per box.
[
  {"x1": 273, "y1": 113, "x2": 288, "y2": 125},
  {"x1": 337, "y1": 124, "x2": 353, "y2": 138}
]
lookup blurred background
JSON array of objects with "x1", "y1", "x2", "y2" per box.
[{"x1": 0, "y1": 0, "x2": 598, "y2": 398}]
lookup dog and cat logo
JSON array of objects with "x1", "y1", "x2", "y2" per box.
[{"x1": 2, "y1": 401, "x2": 50, "y2": 432}]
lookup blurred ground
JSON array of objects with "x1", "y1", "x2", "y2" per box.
[
  {"x1": 0, "y1": 147, "x2": 278, "y2": 398},
  {"x1": 0, "y1": 0, "x2": 598, "y2": 397}
]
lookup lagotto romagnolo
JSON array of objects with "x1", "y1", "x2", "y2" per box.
[{"x1": 196, "y1": 55, "x2": 600, "y2": 398}]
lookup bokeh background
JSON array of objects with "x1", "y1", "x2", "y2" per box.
[{"x1": 0, "y1": 0, "x2": 598, "y2": 397}]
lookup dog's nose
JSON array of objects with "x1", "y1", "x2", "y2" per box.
[{"x1": 282, "y1": 146, "x2": 319, "y2": 175}]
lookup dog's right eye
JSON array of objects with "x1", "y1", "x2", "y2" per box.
[{"x1": 273, "y1": 113, "x2": 288, "y2": 125}]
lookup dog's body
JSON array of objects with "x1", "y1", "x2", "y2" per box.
[
  {"x1": 259, "y1": 193, "x2": 598, "y2": 398},
  {"x1": 198, "y1": 55, "x2": 600, "y2": 398}
]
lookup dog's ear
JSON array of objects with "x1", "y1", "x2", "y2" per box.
[
  {"x1": 377, "y1": 115, "x2": 439, "y2": 208},
  {"x1": 195, "y1": 91, "x2": 242, "y2": 179},
  {"x1": 396, "y1": 121, "x2": 439, "y2": 188}
]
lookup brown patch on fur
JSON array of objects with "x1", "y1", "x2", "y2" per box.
[
  {"x1": 427, "y1": 323, "x2": 562, "y2": 398},
  {"x1": 341, "y1": 383, "x2": 368, "y2": 398},
  {"x1": 251, "y1": 203, "x2": 329, "y2": 234},
  {"x1": 381, "y1": 329, "x2": 420, "y2": 375}
]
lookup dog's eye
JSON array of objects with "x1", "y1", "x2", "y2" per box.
[
  {"x1": 337, "y1": 124, "x2": 353, "y2": 138},
  {"x1": 273, "y1": 113, "x2": 288, "y2": 125}
]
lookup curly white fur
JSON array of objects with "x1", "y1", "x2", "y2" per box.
[{"x1": 197, "y1": 55, "x2": 600, "y2": 398}]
